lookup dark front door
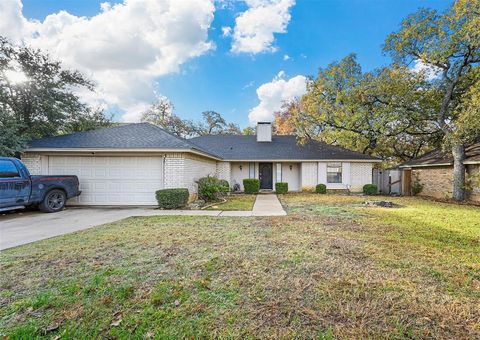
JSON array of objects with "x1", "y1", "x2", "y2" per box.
[{"x1": 259, "y1": 163, "x2": 273, "y2": 189}]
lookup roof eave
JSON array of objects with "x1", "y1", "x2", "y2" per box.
[
  {"x1": 221, "y1": 158, "x2": 382, "y2": 162},
  {"x1": 24, "y1": 147, "x2": 223, "y2": 160}
]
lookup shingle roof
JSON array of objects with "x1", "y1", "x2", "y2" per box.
[
  {"x1": 189, "y1": 135, "x2": 379, "y2": 161},
  {"x1": 27, "y1": 123, "x2": 217, "y2": 156},
  {"x1": 400, "y1": 142, "x2": 480, "y2": 167},
  {"x1": 27, "y1": 124, "x2": 380, "y2": 161}
]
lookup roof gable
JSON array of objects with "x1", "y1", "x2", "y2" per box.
[{"x1": 26, "y1": 123, "x2": 217, "y2": 156}]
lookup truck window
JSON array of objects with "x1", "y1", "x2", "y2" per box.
[{"x1": 0, "y1": 160, "x2": 20, "y2": 178}]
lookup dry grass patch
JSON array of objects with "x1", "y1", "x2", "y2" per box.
[{"x1": 1, "y1": 194, "x2": 479, "y2": 338}]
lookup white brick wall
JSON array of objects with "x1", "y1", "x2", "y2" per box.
[
  {"x1": 21, "y1": 154, "x2": 41, "y2": 175},
  {"x1": 350, "y1": 163, "x2": 373, "y2": 192},
  {"x1": 216, "y1": 162, "x2": 231, "y2": 183},
  {"x1": 163, "y1": 153, "x2": 186, "y2": 189},
  {"x1": 303, "y1": 161, "x2": 373, "y2": 192},
  {"x1": 183, "y1": 154, "x2": 217, "y2": 193}
]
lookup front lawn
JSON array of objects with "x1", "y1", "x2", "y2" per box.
[
  {"x1": 206, "y1": 194, "x2": 256, "y2": 211},
  {"x1": 1, "y1": 194, "x2": 479, "y2": 338}
]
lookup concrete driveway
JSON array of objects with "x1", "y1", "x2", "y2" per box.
[{"x1": 0, "y1": 207, "x2": 160, "y2": 250}]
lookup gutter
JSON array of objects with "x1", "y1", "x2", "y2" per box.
[{"x1": 24, "y1": 148, "x2": 223, "y2": 161}]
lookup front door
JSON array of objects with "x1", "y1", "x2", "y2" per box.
[{"x1": 259, "y1": 163, "x2": 273, "y2": 189}]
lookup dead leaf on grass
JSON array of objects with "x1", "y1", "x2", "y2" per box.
[{"x1": 111, "y1": 318, "x2": 122, "y2": 327}]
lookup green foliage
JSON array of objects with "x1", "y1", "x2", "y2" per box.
[
  {"x1": 363, "y1": 184, "x2": 378, "y2": 195},
  {"x1": 219, "y1": 179, "x2": 230, "y2": 189},
  {"x1": 0, "y1": 110, "x2": 25, "y2": 155},
  {"x1": 411, "y1": 174, "x2": 424, "y2": 196},
  {"x1": 295, "y1": 54, "x2": 440, "y2": 165},
  {"x1": 155, "y1": 188, "x2": 189, "y2": 209},
  {"x1": 0, "y1": 37, "x2": 111, "y2": 156},
  {"x1": 315, "y1": 184, "x2": 327, "y2": 194},
  {"x1": 196, "y1": 176, "x2": 229, "y2": 202},
  {"x1": 243, "y1": 179, "x2": 260, "y2": 194},
  {"x1": 384, "y1": 0, "x2": 480, "y2": 200},
  {"x1": 275, "y1": 182, "x2": 288, "y2": 194}
]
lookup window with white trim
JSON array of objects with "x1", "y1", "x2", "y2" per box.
[
  {"x1": 327, "y1": 163, "x2": 342, "y2": 183},
  {"x1": 276, "y1": 163, "x2": 282, "y2": 182},
  {"x1": 249, "y1": 162, "x2": 255, "y2": 178}
]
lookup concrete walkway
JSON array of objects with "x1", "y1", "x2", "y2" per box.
[
  {"x1": 252, "y1": 194, "x2": 286, "y2": 216},
  {"x1": 0, "y1": 194, "x2": 286, "y2": 250}
]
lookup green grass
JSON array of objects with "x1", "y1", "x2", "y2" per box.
[
  {"x1": 1, "y1": 194, "x2": 479, "y2": 339},
  {"x1": 206, "y1": 194, "x2": 256, "y2": 211}
]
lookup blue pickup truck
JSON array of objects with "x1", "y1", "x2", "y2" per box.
[{"x1": 0, "y1": 157, "x2": 81, "y2": 213}]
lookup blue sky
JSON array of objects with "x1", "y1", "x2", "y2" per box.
[{"x1": 14, "y1": 0, "x2": 451, "y2": 127}]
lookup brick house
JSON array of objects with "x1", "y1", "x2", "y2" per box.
[
  {"x1": 22, "y1": 122, "x2": 380, "y2": 205},
  {"x1": 399, "y1": 143, "x2": 480, "y2": 202}
]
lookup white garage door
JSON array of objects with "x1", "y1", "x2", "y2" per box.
[{"x1": 48, "y1": 156, "x2": 163, "y2": 205}]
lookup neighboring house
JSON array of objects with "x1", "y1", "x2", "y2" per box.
[
  {"x1": 22, "y1": 122, "x2": 380, "y2": 205},
  {"x1": 399, "y1": 142, "x2": 480, "y2": 202}
]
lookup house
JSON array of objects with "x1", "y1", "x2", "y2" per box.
[
  {"x1": 399, "y1": 142, "x2": 480, "y2": 201},
  {"x1": 22, "y1": 122, "x2": 380, "y2": 205}
]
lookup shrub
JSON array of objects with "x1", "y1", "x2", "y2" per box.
[
  {"x1": 411, "y1": 173, "x2": 423, "y2": 196},
  {"x1": 243, "y1": 179, "x2": 260, "y2": 194},
  {"x1": 315, "y1": 184, "x2": 327, "y2": 194},
  {"x1": 197, "y1": 176, "x2": 229, "y2": 202},
  {"x1": 219, "y1": 179, "x2": 230, "y2": 190},
  {"x1": 363, "y1": 184, "x2": 378, "y2": 195},
  {"x1": 156, "y1": 188, "x2": 189, "y2": 209},
  {"x1": 275, "y1": 182, "x2": 288, "y2": 194}
]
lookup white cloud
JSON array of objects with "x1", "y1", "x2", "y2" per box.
[
  {"x1": 248, "y1": 70, "x2": 306, "y2": 123},
  {"x1": 411, "y1": 59, "x2": 442, "y2": 81},
  {"x1": 231, "y1": 0, "x2": 295, "y2": 54},
  {"x1": 283, "y1": 54, "x2": 290, "y2": 60},
  {"x1": 0, "y1": 0, "x2": 215, "y2": 122},
  {"x1": 242, "y1": 80, "x2": 255, "y2": 90},
  {"x1": 221, "y1": 26, "x2": 232, "y2": 37}
]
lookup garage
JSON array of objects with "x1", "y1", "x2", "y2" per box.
[{"x1": 47, "y1": 156, "x2": 163, "y2": 205}]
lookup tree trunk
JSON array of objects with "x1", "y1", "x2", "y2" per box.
[{"x1": 452, "y1": 143, "x2": 466, "y2": 201}]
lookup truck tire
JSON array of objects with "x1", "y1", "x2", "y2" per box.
[{"x1": 39, "y1": 189, "x2": 67, "y2": 213}]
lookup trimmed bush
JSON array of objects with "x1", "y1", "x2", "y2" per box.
[
  {"x1": 363, "y1": 184, "x2": 378, "y2": 195},
  {"x1": 315, "y1": 184, "x2": 327, "y2": 194},
  {"x1": 197, "y1": 176, "x2": 229, "y2": 202},
  {"x1": 275, "y1": 182, "x2": 288, "y2": 194},
  {"x1": 219, "y1": 179, "x2": 230, "y2": 189},
  {"x1": 156, "y1": 188, "x2": 189, "y2": 209},
  {"x1": 243, "y1": 179, "x2": 260, "y2": 194}
]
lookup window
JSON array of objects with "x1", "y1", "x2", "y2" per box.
[
  {"x1": 0, "y1": 160, "x2": 20, "y2": 178},
  {"x1": 276, "y1": 163, "x2": 282, "y2": 182},
  {"x1": 249, "y1": 162, "x2": 255, "y2": 178},
  {"x1": 327, "y1": 163, "x2": 342, "y2": 183}
]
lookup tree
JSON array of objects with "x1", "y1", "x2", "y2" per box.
[
  {"x1": 0, "y1": 37, "x2": 111, "y2": 155},
  {"x1": 140, "y1": 97, "x2": 193, "y2": 137},
  {"x1": 295, "y1": 54, "x2": 441, "y2": 164},
  {"x1": 140, "y1": 96, "x2": 174, "y2": 124},
  {"x1": 191, "y1": 111, "x2": 241, "y2": 136},
  {"x1": 384, "y1": 0, "x2": 480, "y2": 200},
  {"x1": 242, "y1": 126, "x2": 255, "y2": 135},
  {"x1": 141, "y1": 103, "x2": 241, "y2": 138},
  {"x1": 274, "y1": 100, "x2": 300, "y2": 135}
]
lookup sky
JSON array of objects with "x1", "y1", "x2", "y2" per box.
[{"x1": 0, "y1": 0, "x2": 451, "y2": 128}]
